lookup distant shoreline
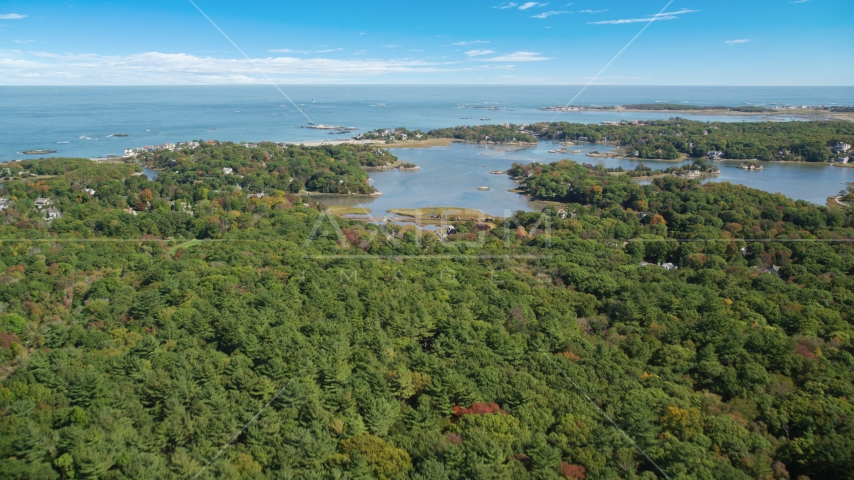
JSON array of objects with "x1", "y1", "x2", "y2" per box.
[{"x1": 540, "y1": 105, "x2": 854, "y2": 122}]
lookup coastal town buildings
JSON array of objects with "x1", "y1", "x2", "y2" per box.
[{"x1": 44, "y1": 207, "x2": 62, "y2": 220}]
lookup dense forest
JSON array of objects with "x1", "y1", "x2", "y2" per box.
[
  {"x1": 534, "y1": 120, "x2": 854, "y2": 162},
  {"x1": 0, "y1": 149, "x2": 853, "y2": 480},
  {"x1": 141, "y1": 141, "x2": 396, "y2": 195}
]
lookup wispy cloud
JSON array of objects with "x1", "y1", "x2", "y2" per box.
[
  {"x1": 450, "y1": 40, "x2": 490, "y2": 46},
  {"x1": 495, "y1": 2, "x2": 518, "y2": 8},
  {"x1": 519, "y1": 2, "x2": 548, "y2": 10},
  {"x1": 790, "y1": 0, "x2": 809, "y2": 3},
  {"x1": 13, "y1": 40, "x2": 34, "y2": 44},
  {"x1": 532, "y1": 10, "x2": 570, "y2": 18},
  {"x1": 725, "y1": 39, "x2": 750, "y2": 45},
  {"x1": 484, "y1": 51, "x2": 552, "y2": 62},
  {"x1": 315, "y1": 48, "x2": 343, "y2": 53},
  {"x1": 383, "y1": 44, "x2": 398, "y2": 48},
  {"x1": 269, "y1": 48, "x2": 311, "y2": 54},
  {"x1": 465, "y1": 49, "x2": 496, "y2": 56},
  {"x1": 589, "y1": 9, "x2": 698, "y2": 25},
  {"x1": 579, "y1": 9, "x2": 608, "y2": 13},
  {"x1": 0, "y1": 13, "x2": 27, "y2": 19}
]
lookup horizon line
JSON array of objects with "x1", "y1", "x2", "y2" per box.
[{"x1": 1, "y1": 84, "x2": 853, "y2": 88}]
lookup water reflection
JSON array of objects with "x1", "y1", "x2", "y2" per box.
[{"x1": 313, "y1": 142, "x2": 854, "y2": 215}]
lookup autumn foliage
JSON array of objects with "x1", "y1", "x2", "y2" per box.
[{"x1": 453, "y1": 402, "x2": 507, "y2": 417}]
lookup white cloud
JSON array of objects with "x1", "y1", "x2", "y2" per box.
[
  {"x1": 725, "y1": 39, "x2": 750, "y2": 45},
  {"x1": 315, "y1": 48, "x2": 343, "y2": 53},
  {"x1": 518, "y1": 2, "x2": 547, "y2": 10},
  {"x1": 0, "y1": 13, "x2": 26, "y2": 19},
  {"x1": 790, "y1": 0, "x2": 809, "y2": 3},
  {"x1": 269, "y1": 48, "x2": 311, "y2": 54},
  {"x1": 484, "y1": 51, "x2": 552, "y2": 62},
  {"x1": 651, "y1": 9, "x2": 698, "y2": 17},
  {"x1": 383, "y1": 44, "x2": 398, "y2": 48},
  {"x1": 532, "y1": 10, "x2": 570, "y2": 18},
  {"x1": 14, "y1": 40, "x2": 34, "y2": 44},
  {"x1": 0, "y1": 50, "x2": 521, "y2": 84},
  {"x1": 579, "y1": 9, "x2": 608, "y2": 13},
  {"x1": 450, "y1": 40, "x2": 490, "y2": 46},
  {"x1": 465, "y1": 49, "x2": 496, "y2": 56},
  {"x1": 494, "y1": 2, "x2": 518, "y2": 9},
  {"x1": 589, "y1": 9, "x2": 697, "y2": 25}
]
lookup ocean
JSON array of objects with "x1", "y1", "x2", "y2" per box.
[{"x1": 2, "y1": 85, "x2": 853, "y2": 161}]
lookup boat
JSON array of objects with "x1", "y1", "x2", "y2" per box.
[{"x1": 477, "y1": 186, "x2": 490, "y2": 191}]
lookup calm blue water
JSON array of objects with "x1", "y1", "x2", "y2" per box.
[
  {"x1": 3, "y1": 86, "x2": 852, "y2": 161},
  {"x1": 314, "y1": 142, "x2": 854, "y2": 215}
]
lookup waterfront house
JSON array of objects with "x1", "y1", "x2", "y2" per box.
[
  {"x1": 677, "y1": 170, "x2": 702, "y2": 179},
  {"x1": 834, "y1": 142, "x2": 851, "y2": 154},
  {"x1": 44, "y1": 207, "x2": 62, "y2": 220},
  {"x1": 123, "y1": 149, "x2": 136, "y2": 157},
  {"x1": 838, "y1": 157, "x2": 850, "y2": 164},
  {"x1": 35, "y1": 197, "x2": 52, "y2": 209},
  {"x1": 707, "y1": 150, "x2": 724, "y2": 159}
]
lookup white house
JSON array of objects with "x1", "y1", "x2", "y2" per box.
[
  {"x1": 0, "y1": 198, "x2": 9, "y2": 210},
  {"x1": 707, "y1": 150, "x2": 724, "y2": 159},
  {"x1": 661, "y1": 262, "x2": 678, "y2": 271},
  {"x1": 83, "y1": 188, "x2": 96, "y2": 196},
  {"x1": 123, "y1": 149, "x2": 137, "y2": 157},
  {"x1": 44, "y1": 207, "x2": 62, "y2": 220},
  {"x1": 35, "y1": 197, "x2": 52, "y2": 209},
  {"x1": 222, "y1": 167, "x2": 234, "y2": 175},
  {"x1": 835, "y1": 142, "x2": 851, "y2": 154}
]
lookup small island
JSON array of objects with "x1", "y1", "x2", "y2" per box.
[
  {"x1": 397, "y1": 162, "x2": 421, "y2": 171},
  {"x1": 22, "y1": 150, "x2": 59, "y2": 155},
  {"x1": 739, "y1": 161, "x2": 764, "y2": 171}
]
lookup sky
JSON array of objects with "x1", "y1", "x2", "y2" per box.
[{"x1": 0, "y1": 0, "x2": 851, "y2": 86}]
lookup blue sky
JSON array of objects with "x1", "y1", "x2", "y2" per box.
[{"x1": 0, "y1": 0, "x2": 851, "y2": 85}]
